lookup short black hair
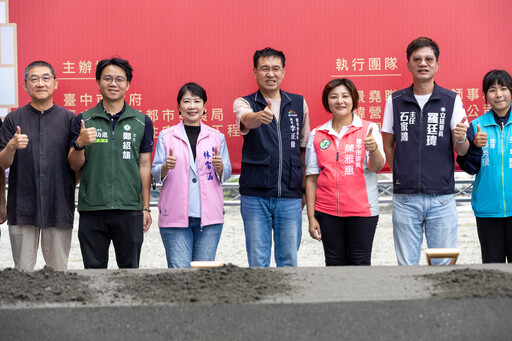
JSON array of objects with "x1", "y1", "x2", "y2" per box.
[
  {"x1": 406, "y1": 37, "x2": 440, "y2": 61},
  {"x1": 95, "y1": 57, "x2": 133, "y2": 82},
  {"x1": 177, "y1": 82, "x2": 207, "y2": 104},
  {"x1": 253, "y1": 47, "x2": 285, "y2": 68},
  {"x1": 322, "y1": 78, "x2": 359, "y2": 113},
  {"x1": 24, "y1": 61, "x2": 56, "y2": 80},
  {"x1": 483, "y1": 69, "x2": 512, "y2": 99}
]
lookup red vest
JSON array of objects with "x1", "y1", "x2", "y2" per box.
[{"x1": 313, "y1": 120, "x2": 372, "y2": 217}]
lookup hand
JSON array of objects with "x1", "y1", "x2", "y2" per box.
[
  {"x1": 8, "y1": 126, "x2": 29, "y2": 150},
  {"x1": 308, "y1": 217, "x2": 322, "y2": 241},
  {"x1": 454, "y1": 116, "x2": 468, "y2": 142},
  {"x1": 364, "y1": 127, "x2": 378, "y2": 152},
  {"x1": 0, "y1": 203, "x2": 6, "y2": 224},
  {"x1": 473, "y1": 124, "x2": 488, "y2": 147},
  {"x1": 77, "y1": 120, "x2": 97, "y2": 147},
  {"x1": 142, "y1": 210, "x2": 152, "y2": 233},
  {"x1": 163, "y1": 148, "x2": 177, "y2": 171},
  {"x1": 212, "y1": 146, "x2": 223, "y2": 175},
  {"x1": 259, "y1": 100, "x2": 274, "y2": 125}
]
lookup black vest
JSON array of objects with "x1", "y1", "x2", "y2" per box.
[
  {"x1": 240, "y1": 90, "x2": 304, "y2": 198},
  {"x1": 392, "y1": 83, "x2": 457, "y2": 194}
]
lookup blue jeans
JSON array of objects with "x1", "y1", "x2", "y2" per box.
[
  {"x1": 159, "y1": 218, "x2": 223, "y2": 268},
  {"x1": 240, "y1": 195, "x2": 302, "y2": 267},
  {"x1": 392, "y1": 193, "x2": 458, "y2": 265}
]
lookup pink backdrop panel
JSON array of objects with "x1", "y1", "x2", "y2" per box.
[{"x1": 9, "y1": 0, "x2": 512, "y2": 172}]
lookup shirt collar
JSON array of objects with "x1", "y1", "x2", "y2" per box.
[
  {"x1": 28, "y1": 102, "x2": 55, "y2": 115},
  {"x1": 101, "y1": 101, "x2": 126, "y2": 117},
  {"x1": 319, "y1": 114, "x2": 362, "y2": 135}
]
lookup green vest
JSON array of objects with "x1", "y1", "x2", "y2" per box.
[{"x1": 78, "y1": 102, "x2": 146, "y2": 211}]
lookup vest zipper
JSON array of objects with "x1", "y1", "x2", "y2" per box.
[
  {"x1": 111, "y1": 115, "x2": 115, "y2": 209},
  {"x1": 417, "y1": 108, "x2": 423, "y2": 192},
  {"x1": 197, "y1": 137, "x2": 203, "y2": 231},
  {"x1": 277, "y1": 119, "x2": 283, "y2": 197},
  {"x1": 336, "y1": 148, "x2": 339, "y2": 216},
  {"x1": 501, "y1": 122, "x2": 506, "y2": 216}
]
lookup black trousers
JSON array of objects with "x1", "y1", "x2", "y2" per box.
[
  {"x1": 78, "y1": 210, "x2": 143, "y2": 268},
  {"x1": 476, "y1": 216, "x2": 512, "y2": 263},
  {"x1": 315, "y1": 211, "x2": 378, "y2": 266},
  {"x1": 315, "y1": 211, "x2": 379, "y2": 266}
]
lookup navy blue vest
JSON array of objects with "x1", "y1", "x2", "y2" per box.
[
  {"x1": 392, "y1": 83, "x2": 457, "y2": 194},
  {"x1": 240, "y1": 90, "x2": 304, "y2": 198}
]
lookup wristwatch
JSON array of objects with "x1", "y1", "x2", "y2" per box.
[
  {"x1": 73, "y1": 140, "x2": 84, "y2": 150},
  {"x1": 456, "y1": 134, "x2": 467, "y2": 144}
]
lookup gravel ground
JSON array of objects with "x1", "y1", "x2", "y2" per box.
[{"x1": 0, "y1": 201, "x2": 481, "y2": 270}]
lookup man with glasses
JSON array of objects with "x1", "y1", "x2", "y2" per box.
[
  {"x1": 68, "y1": 57, "x2": 154, "y2": 269},
  {"x1": 233, "y1": 47, "x2": 310, "y2": 267},
  {"x1": 0, "y1": 61, "x2": 76, "y2": 271},
  {"x1": 382, "y1": 37, "x2": 469, "y2": 265}
]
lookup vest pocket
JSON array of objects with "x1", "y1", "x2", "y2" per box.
[
  {"x1": 289, "y1": 155, "x2": 304, "y2": 190},
  {"x1": 241, "y1": 154, "x2": 271, "y2": 188}
]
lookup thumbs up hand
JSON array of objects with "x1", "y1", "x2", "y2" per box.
[
  {"x1": 163, "y1": 147, "x2": 177, "y2": 170},
  {"x1": 473, "y1": 124, "x2": 488, "y2": 148},
  {"x1": 454, "y1": 116, "x2": 468, "y2": 142},
  {"x1": 77, "y1": 119, "x2": 97, "y2": 148},
  {"x1": 159, "y1": 147, "x2": 177, "y2": 181},
  {"x1": 364, "y1": 126, "x2": 377, "y2": 153},
  {"x1": 8, "y1": 126, "x2": 29, "y2": 150},
  {"x1": 259, "y1": 100, "x2": 274, "y2": 125},
  {"x1": 212, "y1": 146, "x2": 223, "y2": 175}
]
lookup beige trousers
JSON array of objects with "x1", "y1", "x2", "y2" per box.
[{"x1": 9, "y1": 225, "x2": 72, "y2": 271}]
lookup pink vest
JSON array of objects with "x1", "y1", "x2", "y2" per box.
[
  {"x1": 313, "y1": 120, "x2": 372, "y2": 217},
  {"x1": 158, "y1": 122, "x2": 224, "y2": 227}
]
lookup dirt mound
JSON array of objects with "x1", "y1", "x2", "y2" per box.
[
  {"x1": 420, "y1": 268, "x2": 512, "y2": 298},
  {"x1": 0, "y1": 264, "x2": 290, "y2": 306},
  {"x1": 115, "y1": 264, "x2": 291, "y2": 304},
  {"x1": 0, "y1": 267, "x2": 94, "y2": 305}
]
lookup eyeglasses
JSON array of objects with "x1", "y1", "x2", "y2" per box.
[
  {"x1": 411, "y1": 56, "x2": 436, "y2": 64},
  {"x1": 28, "y1": 75, "x2": 54, "y2": 84},
  {"x1": 102, "y1": 76, "x2": 127, "y2": 85},
  {"x1": 258, "y1": 66, "x2": 283, "y2": 74}
]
